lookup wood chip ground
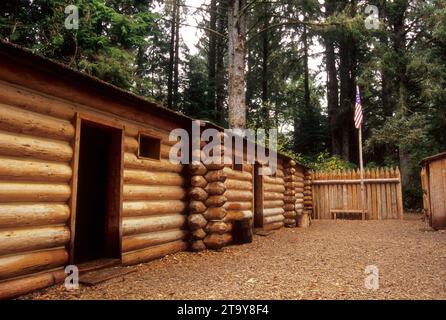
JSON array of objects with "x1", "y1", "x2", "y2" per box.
[{"x1": 21, "y1": 215, "x2": 446, "y2": 300}]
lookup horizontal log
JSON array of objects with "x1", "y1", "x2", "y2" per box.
[
  {"x1": 263, "y1": 208, "x2": 285, "y2": 217},
  {"x1": 124, "y1": 153, "x2": 183, "y2": 173},
  {"x1": 190, "y1": 240, "x2": 206, "y2": 252},
  {"x1": 223, "y1": 167, "x2": 252, "y2": 181},
  {"x1": 205, "y1": 221, "x2": 232, "y2": 235},
  {"x1": 122, "y1": 240, "x2": 187, "y2": 265},
  {"x1": 122, "y1": 229, "x2": 188, "y2": 253},
  {"x1": 0, "y1": 103, "x2": 75, "y2": 141},
  {"x1": 264, "y1": 192, "x2": 284, "y2": 201},
  {"x1": 205, "y1": 181, "x2": 226, "y2": 195},
  {"x1": 284, "y1": 218, "x2": 296, "y2": 227},
  {"x1": 191, "y1": 175, "x2": 208, "y2": 188},
  {"x1": 223, "y1": 201, "x2": 252, "y2": 211},
  {"x1": 124, "y1": 170, "x2": 186, "y2": 186},
  {"x1": 0, "y1": 203, "x2": 69, "y2": 228},
  {"x1": 189, "y1": 187, "x2": 208, "y2": 201},
  {"x1": 284, "y1": 204, "x2": 295, "y2": 211},
  {"x1": 205, "y1": 195, "x2": 227, "y2": 208},
  {"x1": 189, "y1": 163, "x2": 207, "y2": 176},
  {"x1": 0, "y1": 130, "x2": 73, "y2": 162},
  {"x1": 263, "y1": 176, "x2": 284, "y2": 185},
  {"x1": 0, "y1": 81, "x2": 75, "y2": 120},
  {"x1": 123, "y1": 185, "x2": 186, "y2": 201},
  {"x1": 0, "y1": 268, "x2": 66, "y2": 300},
  {"x1": 224, "y1": 190, "x2": 253, "y2": 202},
  {"x1": 204, "y1": 170, "x2": 227, "y2": 183},
  {"x1": 204, "y1": 233, "x2": 232, "y2": 249},
  {"x1": 0, "y1": 157, "x2": 72, "y2": 183},
  {"x1": 125, "y1": 125, "x2": 175, "y2": 142},
  {"x1": 263, "y1": 183, "x2": 285, "y2": 193},
  {"x1": 224, "y1": 210, "x2": 253, "y2": 222},
  {"x1": 191, "y1": 228, "x2": 207, "y2": 240},
  {"x1": 123, "y1": 214, "x2": 186, "y2": 236},
  {"x1": 262, "y1": 221, "x2": 283, "y2": 231},
  {"x1": 203, "y1": 207, "x2": 227, "y2": 220},
  {"x1": 284, "y1": 160, "x2": 296, "y2": 168},
  {"x1": 0, "y1": 226, "x2": 70, "y2": 256},
  {"x1": 0, "y1": 183, "x2": 71, "y2": 202},
  {"x1": 283, "y1": 211, "x2": 296, "y2": 219},
  {"x1": 263, "y1": 200, "x2": 284, "y2": 209},
  {"x1": 225, "y1": 179, "x2": 252, "y2": 191},
  {"x1": 188, "y1": 214, "x2": 207, "y2": 230},
  {"x1": 0, "y1": 248, "x2": 68, "y2": 280},
  {"x1": 203, "y1": 162, "x2": 225, "y2": 171},
  {"x1": 124, "y1": 136, "x2": 138, "y2": 153},
  {"x1": 189, "y1": 201, "x2": 206, "y2": 214},
  {"x1": 122, "y1": 200, "x2": 187, "y2": 217}
]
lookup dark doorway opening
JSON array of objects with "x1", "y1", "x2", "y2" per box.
[
  {"x1": 253, "y1": 163, "x2": 264, "y2": 228},
  {"x1": 74, "y1": 121, "x2": 122, "y2": 264}
]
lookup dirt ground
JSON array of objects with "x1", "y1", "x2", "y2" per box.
[{"x1": 22, "y1": 215, "x2": 446, "y2": 300}]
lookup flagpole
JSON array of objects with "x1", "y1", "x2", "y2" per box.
[{"x1": 359, "y1": 124, "x2": 365, "y2": 220}]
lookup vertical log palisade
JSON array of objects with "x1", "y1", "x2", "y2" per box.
[{"x1": 0, "y1": 41, "x2": 312, "y2": 299}]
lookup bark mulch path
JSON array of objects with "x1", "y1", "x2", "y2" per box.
[{"x1": 22, "y1": 215, "x2": 446, "y2": 300}]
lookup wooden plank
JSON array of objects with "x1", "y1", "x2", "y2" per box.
[
  {"x1": 366, "y1": 169, "x2": 372, "y2": 219},
  {"x1": 385, "y1": 168, "x2": 393, "y2": 219},
  {"x1": 429, "y1": 160, "x2": 446, "y2": 228},
  {"x1": 349, "y1": 170, "x2": 354, "y2": 211},
  {"x1": 396, "y1": 167, "x2": 404, "y2": 219},
  {"x1": 380, "y1": 168, "x2": 387, "y2": 219},
  {"x1": 80, "y1": 267, "x2": 137, "y2": 286},
  {"x1": 370, "y1": 168, "x2": 377, "y2": 219}
]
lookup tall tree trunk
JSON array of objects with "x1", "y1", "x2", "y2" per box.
[
  {"x1": 303, "y1": 24, "x2": 310, "y2": 116},
  {"x1": 167, "y1": 0, "x2": 177, "y2": 109},
  {"x1": 173, "y1": 1, "x2": 180, "y2": 110},
  {"x1": 325, "y1": 0, "x2": 341, "y2": 156},
  {"x1": 338, "y1": 0, "x2": 358, "y2": 163},
  {"x1": 393, "y1": 0, "x2": 410, "y2": 187},
  {"x1": 260, "y1": 1, "x2": 270, "y2": 128},
  {"x1": 228, "y1": 0, "x2": 247, "y2": 129},
  {"x1": 215, "y1": 1, "x2": 227, "y2": 125},
  {"x1": 208, "y1": 0, "x2": 218, "y2": 114}
]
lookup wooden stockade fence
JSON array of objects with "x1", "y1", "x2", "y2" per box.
[{"x1": 311, "y1": 167, "x2": 403, "y2": 220}]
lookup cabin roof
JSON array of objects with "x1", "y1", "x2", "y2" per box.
[
  {"x1": 0, "y1": 40, "x2": 306, "y2": 168},
  {"x1": 420, "y1": 152, "x2": 446, "y2": 166}
]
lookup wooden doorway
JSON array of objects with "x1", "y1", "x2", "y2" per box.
[
  {"x1": 253, "y1": 163, "x2": 264, "y2": 228},
  {"x1": 73, "y1": 119, "x2": 123, "y2": 264}
]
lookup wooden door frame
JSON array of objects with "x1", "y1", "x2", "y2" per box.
[
  {"x1": 68, "y1": 113, "x2": 124, "y2": 264},
  {"x1": 253, "y1": 163, "x2": 264, "y2": 228}
]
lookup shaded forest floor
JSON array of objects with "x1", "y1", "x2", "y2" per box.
[{"x1": 23, "y1": 214, "x2": 446, "y2": 300}]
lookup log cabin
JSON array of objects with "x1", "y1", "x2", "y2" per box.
[
  {"x1": 0, "y1": 40, "x2": 311, "y2": 299},
  {"x1": 421, "y1": 152, "x2": 446, "y2": 230}
]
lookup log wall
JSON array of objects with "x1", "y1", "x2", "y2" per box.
[
  {"x1": 120, "y1": 128, "x2": 188, "y2": 265},
  {"x1": 0, "y1": 46, "x2": 311, "y2": 298},
  {"x1": 261, "y1": 159, "x2": 285, "y2": 231},
  {"x1": 0, "y1": 79, "x2": 189, "y2": 295},
  {"x1": 0, "y1": 85, "x2": 74, "y2": 285}
]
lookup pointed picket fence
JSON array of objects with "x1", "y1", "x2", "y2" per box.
[{"x1": 311, "y1": 167, "x2": 403, "y2": 220}]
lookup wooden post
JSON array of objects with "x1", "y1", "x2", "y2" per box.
[{"x1": 359, "y1": 125, "x2": 365, "y2": 220}]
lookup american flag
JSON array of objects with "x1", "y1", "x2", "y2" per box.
[{"x1": 354, "y1": 86, "x2": 363, "y2": 129}]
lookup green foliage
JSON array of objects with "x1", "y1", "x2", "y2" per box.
[{"x1": 310, "y1": 151, "x2": 356, "y2": 172}]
